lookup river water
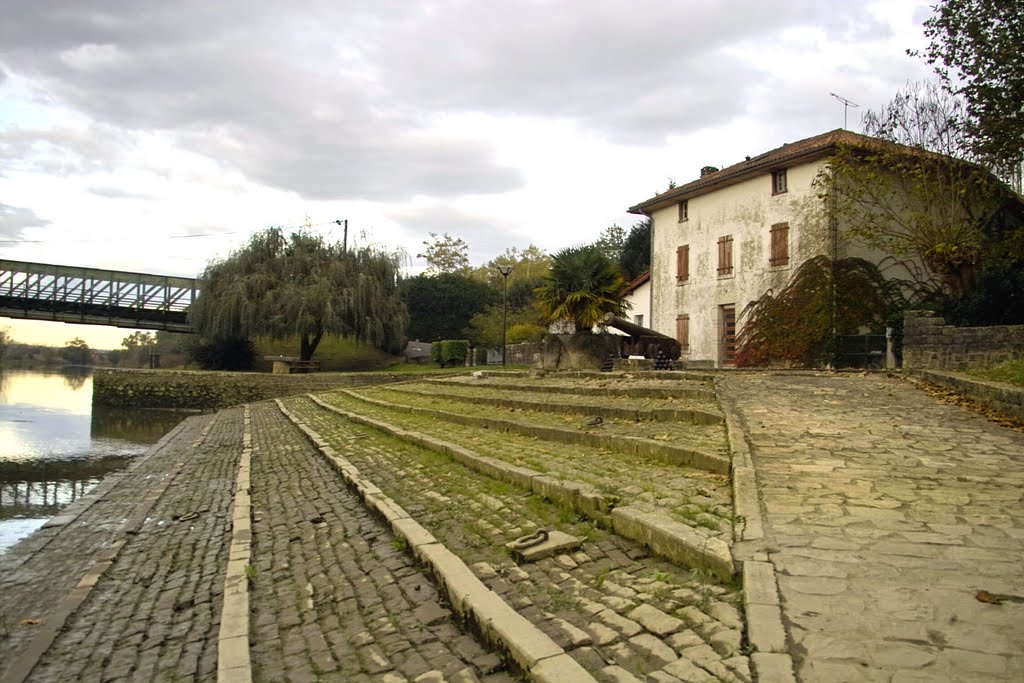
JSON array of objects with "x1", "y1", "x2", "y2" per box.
[{"x1": 0, "y1": 368, "x2": 185, "y2": 553}]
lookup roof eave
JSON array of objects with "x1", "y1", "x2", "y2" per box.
[{"x1": 629, "y1": 145, "x2": 838, "y2": 215}]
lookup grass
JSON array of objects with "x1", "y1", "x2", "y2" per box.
[{"x1": 967, "y1": 359, "x2": 1024, "y2": 387}]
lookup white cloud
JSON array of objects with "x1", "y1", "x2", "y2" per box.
[{"x1": 0, "y1": 0, "x2": 937, "y2": 303}]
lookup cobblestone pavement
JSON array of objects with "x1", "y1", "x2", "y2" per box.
[
  {"x1": 246, "y1": 401, "x2": 515, "y2": 683},
  {"x1": 285, "y1": 394, "x2": 750, "y2": 682},
  {"x1": 0, "y1": 409, "x2": 237, "y2": 682},
  {"x1": 723, "y1": 372, "x2": 1024, "y2": 682},
  {"x1": 29, "y1": 407, "x2": 243, "y2": 682}
]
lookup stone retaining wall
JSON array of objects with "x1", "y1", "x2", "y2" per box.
[
  {"x1": 903, "y1": 310, "x2": 1024, "y2": 370},
  {"x1": 92, "y1": 368, "x2": 405, "y2": 410},
  {"x1": 909, "y1": 369, "x2": 1024, "y2": 422}
]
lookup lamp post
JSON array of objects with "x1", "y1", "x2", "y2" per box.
[{"x1": 497, "y1": 264, "x2": 513, "y2": 366}]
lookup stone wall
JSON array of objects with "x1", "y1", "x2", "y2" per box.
[
  {"x1": 93, "y1": 368, "x2": 406, "y2": 410},
  {"x1": 903, "y1": 310, "x2": 1024, "y2": 370},
  {"x1": 911, "y1": 369, "x2": 1024, "y2": 422}
]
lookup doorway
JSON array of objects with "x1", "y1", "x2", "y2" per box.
[{"x1": 719, "y1": 304, "x2": 736, "y2": 366}]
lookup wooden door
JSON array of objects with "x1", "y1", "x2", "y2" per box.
[{"x1": 720, "y1": 304, "x2": 736, "y2": 366}]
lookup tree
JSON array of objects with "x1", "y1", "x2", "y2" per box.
[
  {"x1": 0, "y1": 327, "x2": 8, "y2": 362},
  {"x1": 917, "y1": 0, "x2": 1024, "y2": 183},
  {"x1": 736, "y1": 256, "x2": 913, "y2": 367},
  {"x1": 62, "y1": 337, "x2": 91, "y2": 365},
  {"x1": 822, "y1": 82, "x2": 1017, "y2": 300},
  {"x1": 417, "y1": 232, "x2": 470, "y2": 274},
  {"x1": 401, "y1": 272, "x2": 498, "y2": 341},
  {"x1": 535, "y1": 244, "x2": 628, "y2": 331},
  {"x1": 121, "y1": 331, "x2": 158, "y2": 367},
  {"x1": 465, "y1": 302, "x2": 545, "y2": 348},
  {"x1": 594, "y1": 224, "x2": 626, "y2": 262},
  {"x1": 619, "y1": 218, "x2": 652, "y2": 281},
  {"x1": 190, "y1": 227, "x2": 407, "y2": 361}
]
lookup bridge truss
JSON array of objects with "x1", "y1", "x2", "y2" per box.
[{"x1": 0, "y1": 259, "x2": 198, "y2": 332}]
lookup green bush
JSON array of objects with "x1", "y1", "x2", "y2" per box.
[{"x1": 433, "y1": 339, "x2": 469, "y2": 367}]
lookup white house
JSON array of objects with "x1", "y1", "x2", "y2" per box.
[
  {"x1": 628, "y1": 129, "x2": 893, "y2": 367},
  {"x1": 621, "y1": 271, "x2": 650, "y2": 329}
]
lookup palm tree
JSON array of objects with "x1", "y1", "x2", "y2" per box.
[{"x1": 535, "y1": 244, "x2": 628, "y2": 331}]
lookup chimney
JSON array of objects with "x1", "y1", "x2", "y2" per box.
[{"x1": 700, "y1": 165, "x2": 719, "y2": 177}]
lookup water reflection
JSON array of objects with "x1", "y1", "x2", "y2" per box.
[
  {"x1": 0, "y1": 455, "x2": 131, "y2": 520},
  {"x1": 63, "y1": 367, "x2": 90, "y2": 390},
  {"x1": 0, "y1": 368, "x2": 183, "y2": 553},
  {"x1": 92, "y1": 406, "x2": 187, "y2": 443}
]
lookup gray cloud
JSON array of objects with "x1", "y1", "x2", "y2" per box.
[
  {"x1": 0, "y1": 203, "x2": 50, "y2": 238},
  {"x1": 388, "y1": 204, "x2": 527, "y2": 264},
  {"x1": 0, "y1": 0, "x2": 913, "y2": 202}
]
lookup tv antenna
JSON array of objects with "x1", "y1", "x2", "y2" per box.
[{"x1": 830, "y1": 92, "x2": 859, "y2": 130}]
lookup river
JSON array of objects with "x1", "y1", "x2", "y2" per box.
[{"x1": 0, "y1": 367, "x2": 186, "y2": 553}]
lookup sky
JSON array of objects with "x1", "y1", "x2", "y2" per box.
[{"x1": 0, "y1": 0, "x2": 937, "y2": 348}]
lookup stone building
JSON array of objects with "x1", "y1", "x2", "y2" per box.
[{"x1": 628, "y1": 129, "x2": 911, "y2": 367}]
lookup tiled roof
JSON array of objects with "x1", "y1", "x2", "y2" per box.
[
  {"x1": 628, "y1": 128, "x2": 879, "y2": 214},
  {"x1": 620, "y1": 271, "x2": 650, "y2": 297}
]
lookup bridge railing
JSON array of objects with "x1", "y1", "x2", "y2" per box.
[{"x1": 0, "y1": 259, "x2": 199, "y2": 331}]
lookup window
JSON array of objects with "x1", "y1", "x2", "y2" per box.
[
  {"x1": 770, "y1": 222, "x2": 790, "y2": 266},
  {"x1": 676, "y1": 314, "x2": 689, "y2": 352},
  {"x1": 772, "y1": 169, "x2": 788, "y2": 195},
  {"x1": 676, "y1": 245, "x2": 689, "y2": 282},
  {"x1": 634, "y1": 314, "x2": 644, "y2": 328},
  {"x1": 717, "y1": 235, "x2": 733, "y2": 276},
  {"x1": 678, "y1": 200, "x2": 689, "y2": 222}
]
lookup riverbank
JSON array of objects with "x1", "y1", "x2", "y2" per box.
[{"x1": 92, "y1": 368, "x2": 412, "y2": 410}]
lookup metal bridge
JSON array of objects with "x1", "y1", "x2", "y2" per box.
[{"x1": 0, "y1": 259, "x2": 198, "y2": 333}]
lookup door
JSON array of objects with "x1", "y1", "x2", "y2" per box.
[{"x1": 720, "y1": 304, "x2": 736, "y2": 366}]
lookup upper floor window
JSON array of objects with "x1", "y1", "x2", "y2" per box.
[
  {"x1": 676, "y1": 245, "x2": 690, "y2": 282},
  {"x1": 772, "y1": 169, "x2": 788, "y2": 195},
  {"x1": 634, "y1": 314, "x2": 644, "y2": 328},
  {"x1": 678, "y1": 200, "x2": 689, "y2": 223},
  {"x1": 717, "y1": 235, "x2": 733, "y2": 276},
  {"x1": 770, "y1": 222, "x2": 790, "y2": 266}
]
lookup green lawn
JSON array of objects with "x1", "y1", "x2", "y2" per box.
[{"x1": 968, "y1": 359, "x2": 1024, "y2": 387}]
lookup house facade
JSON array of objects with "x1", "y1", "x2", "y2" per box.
[
  {"x1": 621, "y1": 272, "x2": 651, "y2": 329},
  {"x1": 628, "y1": 129, "x2": 882, "y2": 367}
]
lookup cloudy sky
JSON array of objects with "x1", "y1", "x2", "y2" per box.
[{"x1": 1, "y1": 0, "x2": 936, "y2": 347}]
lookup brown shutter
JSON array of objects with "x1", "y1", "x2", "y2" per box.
[
  {"x1": 717, "y1": 236, "x2": 733, "y2": 275},
  {"x1": 676, "y1": 245, "x2": 689, "y2": 281},
  {"x1": 676, "y1": 314, "x2": 689, "y2": 351},
  {"x1": 770, "y1": 223, "x2": 789, "y2": 266}
]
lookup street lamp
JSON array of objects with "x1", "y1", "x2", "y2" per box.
[{"x1": 496, "y1": 264, "x2": 513, "y2": 366}]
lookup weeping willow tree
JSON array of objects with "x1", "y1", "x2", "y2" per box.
[
  {"x1": 190, "y1": 228, "x2": 408, "y2": 361},
  {"x1": 535, "y1": 244, "x2": 628, "y2": 331},
  {"x1": 736, "y1": 256, "x2": 914, "y2": 367}
]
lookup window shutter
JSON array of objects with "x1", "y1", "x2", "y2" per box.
[
  {"x1": 717, "y1": 236, "x2": 733, "y2": 275},
  {"x1": 770, "y1": 223, "x2": 789, "y2": 266},
  {"x1": 676, "y1": 245, "x2": 689, "y2": 281},
  {"x1": 676, "y1": 314, "x2": 689, "y2": 351}
]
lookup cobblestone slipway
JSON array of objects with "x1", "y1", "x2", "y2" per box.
[{"x1": 2, "y1": 370, "x2": 1020, "y2": 683}]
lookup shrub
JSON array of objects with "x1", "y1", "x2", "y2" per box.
[{"x1": 433, "y1": 339, "x2": 469, "y2": 367}]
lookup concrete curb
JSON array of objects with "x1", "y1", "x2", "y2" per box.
[
  {"x1": 274, "y1": 400, "x2": 597, "y2": 683},
  {"x1": 306, "y1": 394, "x2": 735, "y2": 581},
  {"x1": 714, "y1": 376, "x2": 797, "y2": 683},
  {"x1": 0, "y1": 416, "x2": 210, "y2": 683},
  {"x1": 391, "y1": 383, "x2": 725, "y2": 425},
  {"x1": 217, "y1": 405, "x2": 253, "y2": 683},
  {"x1": 339, "y1": 388, "x2": 731, "y2": 475}
]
